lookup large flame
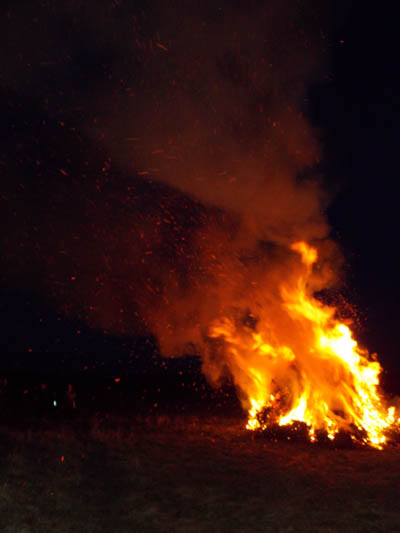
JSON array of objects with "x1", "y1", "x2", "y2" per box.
[{"x1": 208, "y1": 242, "x2": 397, "y2": 448}]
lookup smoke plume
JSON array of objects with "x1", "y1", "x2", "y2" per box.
[
  {"x1": 98, "y1": 1, "x2": 338, "y2": 359},
  {"x1": 105, "y1": 1, "x2": 330, "y2": 245},
  {"x1": 1, "y1": 1, "x2": 341, "y2": 378}
]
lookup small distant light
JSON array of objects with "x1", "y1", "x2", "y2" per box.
[{"x1": 53, "y1": 400, "x2": 57, "y2": 407}]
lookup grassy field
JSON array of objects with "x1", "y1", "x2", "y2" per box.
[{"x1": 1, "y1": 412, "x2": 400, "y2": 532}]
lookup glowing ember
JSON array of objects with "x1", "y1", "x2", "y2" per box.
[{"x1": 208, "y1": 241, "x2": 399, "y2": 448}]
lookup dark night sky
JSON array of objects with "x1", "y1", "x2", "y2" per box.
[
  {"x1": 314, "y1": 4, "x2": 400, "y2": 380},
  {"x1": 1, "y1": 1, "x2": 400, "y2": 388}
]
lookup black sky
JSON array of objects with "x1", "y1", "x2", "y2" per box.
[
  {"x1": 314, "y1": 3, "x2": 400, "y2": 380},
  {"x1": 1, "y1": 1, "x2": 400, "y2": 386}
]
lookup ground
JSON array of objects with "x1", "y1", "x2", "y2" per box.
[{"x1": 1, "y1": 411, "x2": 400, "y2": 532}]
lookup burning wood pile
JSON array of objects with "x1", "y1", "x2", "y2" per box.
[{"x1": 206, "y1": 242, "x2": 399, "y2": 449}]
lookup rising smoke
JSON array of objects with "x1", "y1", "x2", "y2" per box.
[
  {"x1": 106, "y1": 0, "x2": 331, "y2": 246},
  {"x1": 99, "y1": 0, "x2": 340, "y2": 360},
  {"x1": 1, "y1": 1, "x2": 342, "y2": 374}
]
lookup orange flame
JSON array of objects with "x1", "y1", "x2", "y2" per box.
[{"x1": 208, "y1": 241, "x2": 398, "y2": 448}]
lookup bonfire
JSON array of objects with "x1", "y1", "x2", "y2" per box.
[{"x1": 208, "y1": 241, "x2": 399, "y2": 448}]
